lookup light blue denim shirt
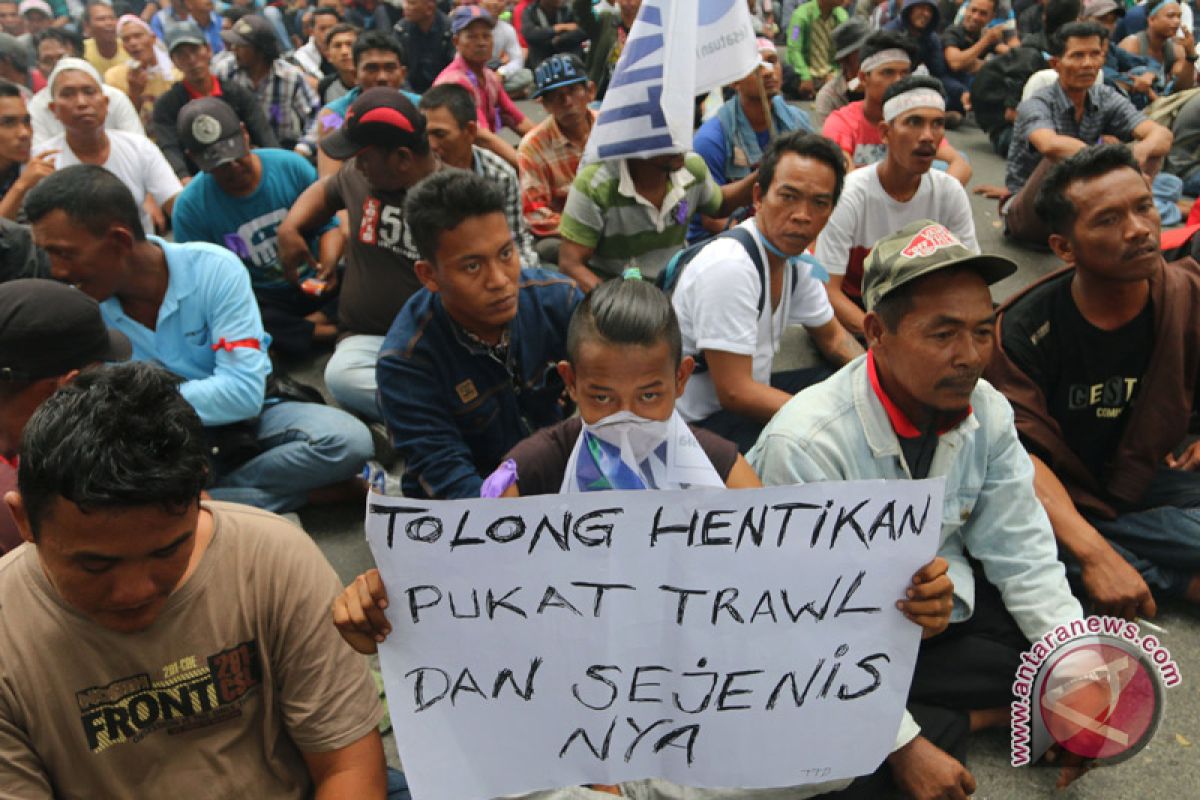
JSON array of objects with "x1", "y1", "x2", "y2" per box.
[
  {"x1": 98, "y1": 236, "x2": 272, "y2": 427},
  {"x1": 749, "y1": 354, "x2": 1083, "y2": 748}
]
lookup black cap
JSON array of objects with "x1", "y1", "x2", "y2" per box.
[
  {"x1": 221, "y1": 15, "x2": 279, "y2": 56},
  {"x1": 532, "y1": 53, "x2": 588, "y2": 99},
  {"x1": 320, "y1": 88, "x2": 426, "y2": 160},
  {"x1": 178, "y1": 98, "x2": 248, "y2": 171},
  {"x1": 0, "y1": 279, "x2": 130, "y2": 381},
  {"x1": 833, "y1": 18, "x2": 872, "y2": 61}
]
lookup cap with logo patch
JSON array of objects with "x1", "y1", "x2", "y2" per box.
[
  {"x1": 319, "y1": 87, "x2": 426, "y2": 160},
  {"x1": 178, "y1": 97, "x2": 248, "y2": 171},
  {"x1": 861, "y1": 219, "x2": 1017, "y2": 312},
  {"x1": 221, "y1": 14, "x2": 279, "y2": 56},
  {"x1": 0, "y1": 279, "x2": 130, "y2": 381},
  {"x1": 165, "y1": 20, "x2": 207, "y2": 54}
]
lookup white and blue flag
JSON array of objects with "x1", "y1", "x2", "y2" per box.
[{"x1": 583, "y1": 0, "x2": 760, "y2": 163}]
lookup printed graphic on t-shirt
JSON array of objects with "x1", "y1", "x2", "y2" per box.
[
  {"x1": 76, "y1": 640, "x2": 263, "y2": 753},
  {"x1": 1067, "y1": 376, "x2": 1140, "y2": 419},
  {"x1": 852, "y1": 143, "x2": 886, "y2": 167},
  {"x1": 222, "y1": 208, "x2": 290, "y2": 284},
  {"x1": 358, "y1": 198, "x2": 419, "y2": 258}
]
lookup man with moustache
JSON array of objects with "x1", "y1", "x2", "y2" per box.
[
  {"x1": 815, "y1": 75, "x2": 977, "y2": 336},
  {"x1": 750, "y1": 220, "x2": 1085, "y2": 799},
  {"x1": 987, "y1": 145, "x2": 1200, "y2": 618}
]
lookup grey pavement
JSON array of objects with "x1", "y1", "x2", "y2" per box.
[{"x1": 291, "y1": 102, "x2": 1200, "y2": 797}]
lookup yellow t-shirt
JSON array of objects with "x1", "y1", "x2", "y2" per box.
[{"x1": 84, "y1": 38, "x2": 129, "y2": 78}]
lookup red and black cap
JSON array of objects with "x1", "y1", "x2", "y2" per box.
[
  {"x1": 319, "y1": 88, "x2": 427, "y2": 161},
  {"x1": 0, "y1": 279, "x2": 130, "y2": 381}
]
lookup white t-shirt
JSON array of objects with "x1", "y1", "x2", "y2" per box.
[
  {"x1": 812, "y1": 163, "x2": 977, "y2": 303},
  {"x1": 674, "y1": 219, "x2": 835, "y2": 422},
  {"x1": 29, "y1": 84, "x2": 144, "y2": 150},
  {"x1": 35, "y1": 130, "x2": 182, "y2": 235},
  {"x1": 492, "y1": 19, "x2": 526, "y2": 77}
]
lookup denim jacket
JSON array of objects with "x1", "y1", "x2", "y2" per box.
[
  {"x1": 377, "y1": 269, "x2": 583, "y2": 499},
  {"x1": 749, "y1": 355, "x2": 1083, "y2": 746}
]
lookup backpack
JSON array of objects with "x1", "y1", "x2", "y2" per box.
[{"x1": 656, "y1": 226, "x2": 782, "y2": 315}]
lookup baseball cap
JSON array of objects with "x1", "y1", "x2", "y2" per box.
[
  {"x1": 0, "y1": 279, "x2": 130, "y2": 381},
  {"x1": 320, "y1": 87, "x2": 426, "y2": 160},
  {"x1": 164, "y1": 20, "x2": 207, "y2": 54},
  {"x1": 221, "y1": 14, "x2": 278, "y2": 55},
  {"x1": 18, "y1": 0, "x2": 51, "y2": 18},
  {"x1": 1082, "y1": 0, "x2": 1125, "y2": 17},
  {"x1": 532, "y1": 53, "x2": 587, "y2": 98},
  {"x1": 0, "y1": 33, "x2": 28, "y2": 71},
  {"x1": 861, "y1": 220, "x2": 1017, "y2": 312},
  {"x1": 178, "y1": 98, "x2": 248, "y2": 171},
  {"x1": 833, "y1": 18, "x2": 872, "y2": 61},
  {"x1": 450, "y1": 4, "x2": 494, "y2": 34}
]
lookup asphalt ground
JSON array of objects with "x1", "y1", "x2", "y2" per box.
[{"x1": 289, "y1": 98, "x2": 1200, "y2": 798}]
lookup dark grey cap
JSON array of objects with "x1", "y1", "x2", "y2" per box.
[{"x1": 0, "y1": 279, "x2": 130, "y2": 381}]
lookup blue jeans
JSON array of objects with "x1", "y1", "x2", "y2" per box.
[
  {"x1": 325, "y1": 334, "x2": 385, "y2": 423},
  {"x1": 1080, "y1": 468, "x2": 1200, "y2": 597},
  {"x1": 210, "y1": 400, "x2": 374, "y2": 512},
  {"x1": 1183, "y1": 169, "x2": 1200, "y2": 199},
  {"x1": 386, "y1": 768, "x2": 411, "y2": 800}
]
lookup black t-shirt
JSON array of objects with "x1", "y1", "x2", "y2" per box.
[
  {"x1": 504, "y1": 416, "x2": 740, "y2": 496},
  {"x1": 1002, "y1": 273, "x2": 1154, "y2": 481},
  {"x1": 942, "y1": 24, "x2": 981, "y2": 52}
]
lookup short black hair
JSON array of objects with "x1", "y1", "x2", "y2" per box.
[
  {"x1": 24, "y1": 165, "x2": 146, "y2": 241},
  {"x1": 17, "y1": 362, "x2": 209, "y2": 537},
  {"x1": 404, "y1": 169, "x2": 508, "y2": 262},
  {"x1": 353, "y1": 29, "x2": 404, "y2": 65},
  {"x1": 311, "y1": 6, "x2": 340, "y2": 24},
  {"x1": 224, "y1": 6, "x2": 253, "y2": 26},
  {"x1": 757, "y1": 131, "x2": 846, "y2": 205},
  {"x1": 82, "y1": 0, "x2": 113, "y2": 25},
  {"x1": 1034, "y1": 144, "x2": 1142, "y2": 235},
  {"x1": 1045, "y1": 0, "x2": 1083, "y2": 38},
  {"x1": 1050, "y1": 20, "x2": 1107, "y2": 56},
  {"x1": 0, "y1": 79, "x2": 22, "y2": 99},
  {"x1": 858, "y1": 30, "x2": 919, "y2": 68},
  {"x1": 323, "y1": 21, "x2": 358, "y2": 48},
  {"x1": 567, "y1": 276, "x2": 682, "y2": 367},
  {"x1": 419, "y1": 82, "x2": 476, "y2": 129},
  {"x1": 36, "y1": 28, "x2": 83, "y2": 58},
  {"x1": 881, "y1": 74, "x2": 945, "y2": 106}
]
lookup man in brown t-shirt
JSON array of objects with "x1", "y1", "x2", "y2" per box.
[
  {"x1": 278, "y1": 87, "x2": 440, "y2": 423},
  {"x1": 0, "y1": 362, "x2": 387, "y2": 798}
]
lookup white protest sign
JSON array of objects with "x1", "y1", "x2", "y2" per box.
[
  {"x1": 365, "y1": 480, "x2": 945, "y2": 800},
  {"x1": 584, "y1": 0, "x2": 758, "y2": 163}
]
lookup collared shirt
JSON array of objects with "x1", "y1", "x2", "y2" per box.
[
  {"x1": 317, "y1": 85, "x2": 422, "y2": 137},
  {"x1": 559, "y1": 152, "x2": 723, "y2": 278},
  {"x1": 98, "y1": 236, "x2": 272, "y2": 427},
  {"x1": 517, "y1": 109, "x2": 594, "y2": 237},
  {"x1": 214, "y1": 57, "x2": 320, "y2": 152},
  {"x1": 471, "y1": 145, "x2": 540, "y2": 267},
  {"x1": 1006, "y1": 80, "x2": 1146, "y2": 192},
  {"x1": 749, "y1": 354, "x2": 1085, "y2": 750},
  {"x1": 433, "y1": 54, "x2": 526, "y2": 133},
  {"x1": 150, "y1": 8, "x2": 225, "y2": 52}
]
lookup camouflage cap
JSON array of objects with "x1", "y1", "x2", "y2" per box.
[{"x1": 861, "y1": 219, "x2": 1017, "y2": 312}]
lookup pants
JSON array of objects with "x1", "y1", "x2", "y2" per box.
[
  {"x1": 254, "y1": 283, "x2": 339, "y2": 358},
  {"x1": 819, "y1": 572, "x2": 1028, "y2": 799},
  {"x1": 387, "y1": 768, "x2": 411, "y2": 800},
  {"x1": 1002, "y1": 156, "x2": 1055, "y2": 247},
  {"x1": 1182, "y1": 169, "x2": 1200, "y2": 198},
  {"x1": 941, "y1": 74, "x2": 969, "y2": 115},
  {"x1": 209, "y1": 400, "x2": 374, "y2": 512},
  {"x1": 534, "y1": 236, "x2": 561, "y2": 266},
  {"x1": 1076, "y1": 467, "x2": 1200, "y2": 598},
  {"x1": 501, "y1": 67, "x2": 535, "y2": 98},
  {"x1": 324, "y1": 334, "x2": 386, "y2": 422},
  {"x1": 694, "y1": 366, "x2": 834, "y2": 453}
]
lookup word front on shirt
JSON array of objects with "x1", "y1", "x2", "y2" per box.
[{"x1": 368, "y1": 494, "x2": 933, "y2": 555}]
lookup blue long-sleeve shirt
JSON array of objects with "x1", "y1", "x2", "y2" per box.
[{"x1": 99, "y1": 237, "x2": 271, "y2": 426}]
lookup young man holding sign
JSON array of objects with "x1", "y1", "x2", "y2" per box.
[
  {"x1": 338, "y1": 269, "x2": 957, "y2": 799},
  {"x1": 750, "y1": 221, "x2": 1086, "y2": 797}
]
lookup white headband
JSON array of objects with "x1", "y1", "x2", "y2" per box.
[
  {"x1": 882, "y1": 88, "x2": 945, "y2": 122},
  {"x1": 859, "y1": 48, "x2": 910, "y2": 73}
]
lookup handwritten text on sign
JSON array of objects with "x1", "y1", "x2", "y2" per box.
[{"x1": 365, "y1": 480, "x2": 945, "y2": 800}]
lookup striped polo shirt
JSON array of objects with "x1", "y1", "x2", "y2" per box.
[{"x1": 559, "y1": 152, "x2": 723, "y2": 279}]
